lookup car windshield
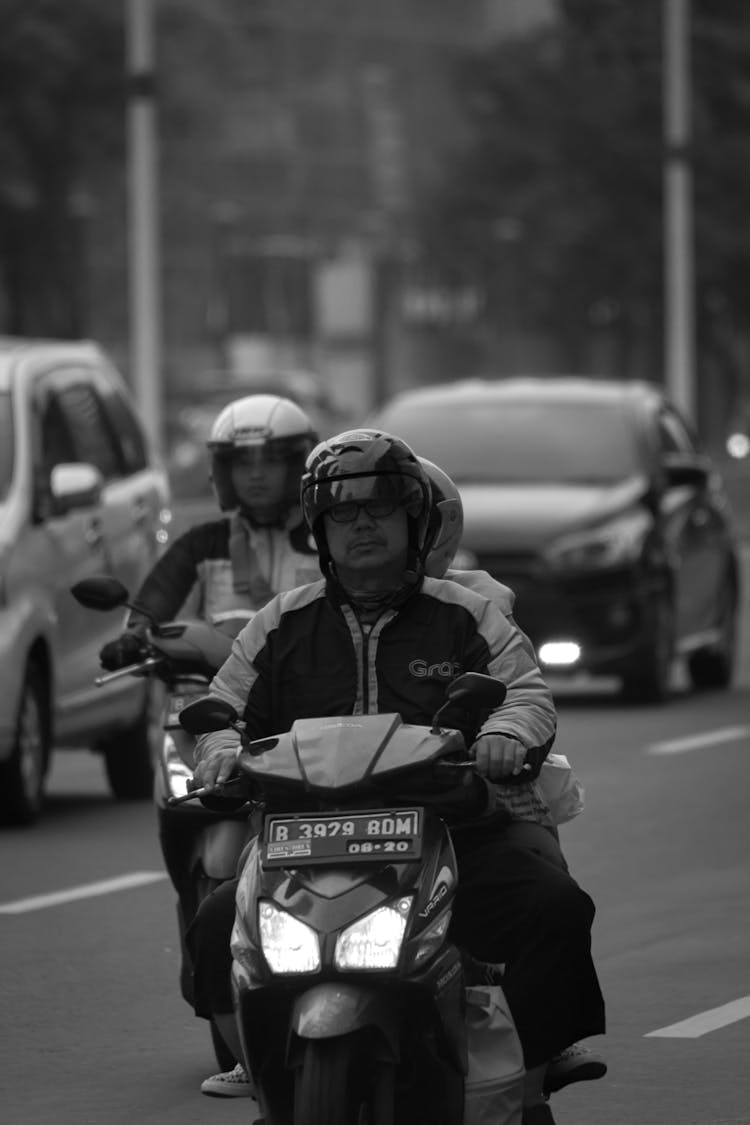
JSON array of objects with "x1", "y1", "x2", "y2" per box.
[
  {"x1": 374, "y1": 397, "x2": 642, "y2": 484},
  {"x1": 0, "y1": 392, "x2": 13, "y2": 500}
]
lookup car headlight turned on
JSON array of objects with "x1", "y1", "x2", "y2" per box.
[
  {"x1": 334, "y1": 898, "x2": 412, "y2": 971},
  {"x1": 538, "y1": 641, "x2": 582, "y2": 668},
  {"x1": 258, "y1": 902, "x2": 320, "y2": 973},
  {"x1": 544, "y1": 509, "x2": 653, "y2": 572}
]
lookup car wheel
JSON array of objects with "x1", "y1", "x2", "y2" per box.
[
  {"x1": 620, "y1": 597, "x2": 675, "y2": 704},
  {"x1": 0, "y1": 664, "x2": 50, "y2": 825},
  {"x1": 687, "y1": 578, "x2": 737, "y2": 691},
  {"x1": 99, "y1": 679, "x2": 164, "y2": 801}
]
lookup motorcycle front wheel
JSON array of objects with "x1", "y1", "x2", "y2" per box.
[{"x1": 294, "y1": 1032, "x2": 394, "y2": 1125}]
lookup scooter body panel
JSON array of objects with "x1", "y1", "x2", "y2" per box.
[{"x1": 231, "y1": 800, "x2": 470, "y2": 1124}]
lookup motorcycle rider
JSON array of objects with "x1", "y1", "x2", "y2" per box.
[
  {"x1": 99, "y1": 393, "x2": 320, "y2": 651},
  {"x1": 97, "y1": 392, "x2": 319, "y2": 1009},
  {"x1": 187, "y1": 430, "x2": 606, "y2": 1124}
]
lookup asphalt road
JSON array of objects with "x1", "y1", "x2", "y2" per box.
[{"x1": 1, "y1": 545, "x2": 749, "y2": 1125}]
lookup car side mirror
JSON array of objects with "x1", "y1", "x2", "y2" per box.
[
  {"x1": 431, "y1": 672, "x2": 507, "y2": 732},
  {"x1": 179, "y1": 697, "x2": 239, "y2": 735},
  {"x1": 662, "y1": 452, "x2": 710, "y2": 490},
  {"x1": 50, "y1": 462, "x2": 104, "y2": 514}
]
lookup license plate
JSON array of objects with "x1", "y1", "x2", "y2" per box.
[{"x1": 261, "y1": 808, "x2": 424, "y2": 868}]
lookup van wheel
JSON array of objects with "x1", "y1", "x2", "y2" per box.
[
  {"x1": 0, "y1": 664, "x2": 50, "y2": 825},
  {"x1": 99, "y1": 680, "x2": 163, "y2": 800},
  {"x1": 687, "y1": 580, "x2": 737, "y2": 690}
]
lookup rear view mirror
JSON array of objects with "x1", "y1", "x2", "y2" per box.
[
  {"x1": 446, "y1": 672, "x2": 507, "y2": 709},
  {"x1": 431, "y1": 672, "x2": 506, "y2": 731},
  {"x1": 179, "y1": 697, "x2": 238, "y2": 735},
  {"x1": 71, "y1": 575, "x2": 130, "y2": 611}
]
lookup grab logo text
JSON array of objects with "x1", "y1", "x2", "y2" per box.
[{"x1": 408, "y1": 659, "x2": 461, "y2": 680}]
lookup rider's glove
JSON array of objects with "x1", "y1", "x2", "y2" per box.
[
  {"x1": 472, "y1": 733, "x2": 548, "y2": 783},
  {"x1": 99, "y1": 628, "x2": 147, "y2": 671}
]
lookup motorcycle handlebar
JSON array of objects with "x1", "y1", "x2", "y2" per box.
[
  {"x1": 166, "y1": 786, "x2": 208, "y2": 807},
  {"x1": 94, "y1": 655, "x2": 164, "y2": 686}
]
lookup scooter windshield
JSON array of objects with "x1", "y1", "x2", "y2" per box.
[{"x1": 243, "y1": 713, "x2": 464, "y2": 794}]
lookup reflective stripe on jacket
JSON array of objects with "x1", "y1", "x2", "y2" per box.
[{"x1": 127, "y1": 513, "x2": 319, "y2": 626}]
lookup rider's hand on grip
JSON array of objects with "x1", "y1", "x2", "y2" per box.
[
  {"x1": 471, "y1": 733, "x2": 534, "y2": 783},
  {"x1": 99, "y1": 629, "x2": 147, "y2": 671},
  {"x1": 198, "y1": 773, "x2": 249, "y2": 813}
]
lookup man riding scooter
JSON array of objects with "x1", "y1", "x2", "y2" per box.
[{"x1": 186, "y1": 429, "x2": 606, "y2": 1125}]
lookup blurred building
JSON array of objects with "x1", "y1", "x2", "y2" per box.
[{"x1": 103, "y1": 0, "x2": 555, "y2": 430}]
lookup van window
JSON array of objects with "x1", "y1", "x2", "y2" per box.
[
  {"x1": 55, "y1": 382, "x2": 122, "y2": 480},
  {"x1": 99, "y1": 385, "x2": 148, "y2": 473}
]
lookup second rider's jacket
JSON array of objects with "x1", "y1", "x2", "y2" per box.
[
  {"x1": 195, "y1": 573, "x2": 557, "y2": 822},
  {"x1": 127, "y1": 510, "x2": 320, "y2": 629}
]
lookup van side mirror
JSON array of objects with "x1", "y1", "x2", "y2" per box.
[{"x1": 50, "y1": 462, "x2": 103, "y2": 514}]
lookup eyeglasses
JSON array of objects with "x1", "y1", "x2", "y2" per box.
[{"x1": 327, "y1": 499, "x2": 399, "y2": 523}]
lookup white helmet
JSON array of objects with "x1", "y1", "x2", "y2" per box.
[
  {"x1": 207, "y1": 394, "x2": 318, "y2": 512},
  {"x1": 420, "y1": 457, "x2": 463, "y2": 578}
]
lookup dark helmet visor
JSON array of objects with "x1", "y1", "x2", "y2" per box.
[{"x1": 303, "y1": 472, "x2": 424, "y2": 527}]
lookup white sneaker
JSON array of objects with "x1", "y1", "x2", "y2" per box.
[
  {"x1": 201, "y1": 1062, "x2": 256, "y2": 1098},
  {"x1": 544, "y1": 1042, "x2": 607, "y2": 1096}
]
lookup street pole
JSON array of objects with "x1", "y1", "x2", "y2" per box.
[
  {"x1": 126, "y1": 0, "x2": 163, "y2": 454},
  {"x1": 663, "y1": 0, "x2": 695, "y2": 421}
]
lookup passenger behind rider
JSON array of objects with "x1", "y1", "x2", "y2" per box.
[
  {"x1": 97, "y1": 393, "x2": 319, "y2": 942},
  {"x1": 186, "y1": 430, "x2": 606, "y2": 1125},
  {"x1": 421, "y1": 456, "x2": 606, "y2": 1098}
]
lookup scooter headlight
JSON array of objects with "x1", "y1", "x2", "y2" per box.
[
  {"x1": 334, "y1": 897, "x2": 412, "y2": 971},
  {"x1": 258, "y1": 902, "x2": 320, "y2": 974}
]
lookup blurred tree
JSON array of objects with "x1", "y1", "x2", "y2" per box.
[
  {"x1": 421, "y1": 0, "x2": 750, "y2": 433},
  {"x1": 0, "y1": 0, "x2": 124, "y2": 336}
]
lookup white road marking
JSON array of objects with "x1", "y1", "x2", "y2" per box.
[
  {"x1": 0, "y1": 871, "x2": 167, "y2": 914},
  {"x1": 646, "y1": 726, "x2": 750, "y2": 756},
  {"x1": 646, "y1": 996, "x2": 750, "y2": 1038}
]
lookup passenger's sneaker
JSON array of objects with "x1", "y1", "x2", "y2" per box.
[
  {"x1": 544, "y1": 1042, "x2": 607, "y2": 1096},
  {"x1": 200, "y1": 1062, "x2": 256, "y2": 1098}
]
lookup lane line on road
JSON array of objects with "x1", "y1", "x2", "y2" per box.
[
  {"x1": 646, "y1": 996, "x2": 750, "y2": 1038},
  {"x1": 0, "y1": 871, "x2": 167, "y2": 914},
  {"x1": 646, "y1": 726, "x2": 750, "y2": 756}
]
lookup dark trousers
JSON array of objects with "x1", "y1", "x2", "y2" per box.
[{"x1": 186, "y1": 826, "x2": 604, "y2": 1070}]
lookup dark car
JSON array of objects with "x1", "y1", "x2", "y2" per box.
[{"x1": 372, "y1": 377, "x2": 740, "y2": 701}]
